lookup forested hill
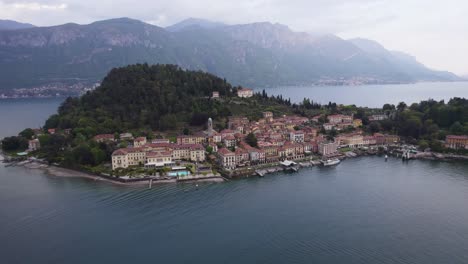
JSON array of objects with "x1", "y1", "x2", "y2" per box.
[{"x1": 44, "y1": 64, "x2": 238, "y2": 134}]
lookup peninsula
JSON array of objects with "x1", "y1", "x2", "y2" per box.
[{"x1": 2, "y1": 64, "x2": 467, "y2": 184}]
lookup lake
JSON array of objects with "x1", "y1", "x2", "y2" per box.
[
  {"x1": 1, "y1": 84, "x2": 468, "y2": 263},
  {"x1": 0, "y1": 98, "x2": 64, "y2": 139},
  {"x1": 1, "y1": 156, "x2": 468, "y2": 263},
  {"x1": 263, "y1": 81, "x2": 468, "y2": 108}
]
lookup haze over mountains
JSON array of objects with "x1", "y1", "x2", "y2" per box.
[{"x1": 0, "y1": 17, "x2": 462, "y2": 90}]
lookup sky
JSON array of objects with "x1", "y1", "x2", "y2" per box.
[{"x1": 0, "y1": 0, "x2": 467, "y2": 76}]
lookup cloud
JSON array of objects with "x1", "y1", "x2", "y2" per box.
[{"x1": 11, "y1": 2, "x2": 67, "y2": 10}]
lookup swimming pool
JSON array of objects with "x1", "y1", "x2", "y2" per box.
[{"x1": 167, "y1": 170, "x2": 190, "y2": 177}]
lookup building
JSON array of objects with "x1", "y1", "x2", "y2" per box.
[
  {"x1": 111, "y1": 143, "x2": 206, "y2": 170},
  {"x1": 338, "y1": 134, "x2": 364, "y2": 148},
  {"x1": 235, "y1": 148, "x2": 250, "y2": 166},
  {"x1": 93, "y1": 134, "x2": 115, "y2": 143},
  {"x1": 177, "y1": 135, "x2": 205, "y2": 145},
  {"x1": 28, "y1": 139, "x2": 40, "y2": 151},
  {"x1": 311, "y1": 115, "x2": 322, "y2": 123},
  {"x1": 152, "y1": 138, "x2": 170, "y2": 144},
  {"x1": 237, "y1": 88, "x2": 254, "y2": 98},
  {"x1": 145, "y1": 151, "x2": 173, "y2": 168},
  {"x1": 445, "y1": 135, "x2": 468, "y2": 149},
  {"x1": 217, "y1": 148, "x2": 236, "y2": 169},
  {"x1": 353, "y1": 119, "x2": 363, "y2": 128},
  {"x1": 328, "y1": 114, "x2": 353, "y2": 124},
  {"x1": 120, "y1": 133, "x2": 133, "y2": 141},
  {"x1": 289, "y1": 130, "x2": 305, "y2": 143},
  {"x1": 223, "y1": 135, "x2": 237, "y2": 148},
  {"x1": 172, "y1": 144, "x2": 206, "y2": 162},
  {"x1": 263, "y1": 111, "x2": 274, "y2": 123},
  {"x1": 111, "y1": 148, "x2": 146, "y2": 170},
  {"x1": 363, "y1": 136, "x2": 377, "y2": 146},
  {"x1": 134, "y1": 137, "x2": 147, "y2": 147},
  {"x1": 384, "y1": 135, "x2": 400, "y2": 145},
  {"x1": 319, "y1": 141, "x2": 339, "y2": 156},
  {"x1": 369, "y1": 114, "x2": 388, "y2": 122},
  {"x1": 189, "y1": 144, "x2": 206, "y2": 162},
  {"x1": 373, "y1": 133, "x2": 386, "y2": 145},
  {"x1": 323, "y1": 123, "x2": 335, "y2": 131}
]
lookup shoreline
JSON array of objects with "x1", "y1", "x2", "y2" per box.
[
  {"x1": 0, "y1": 152, "x2": 224, "y2": 186},
  {"x1": 2, "y1": 150, "x2": 467, "y2": 186}
]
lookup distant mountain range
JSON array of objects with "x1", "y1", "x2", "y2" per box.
[
  {"x1": 0, "y1": 17, "x2": 462, "y2": 90},
  {"x1": 0, "y1": 19, "x2": 35, "y2": 30}
]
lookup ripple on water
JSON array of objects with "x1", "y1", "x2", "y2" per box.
[{"x1": 1, "y1": 157, "x2": 468, "y2": 264}]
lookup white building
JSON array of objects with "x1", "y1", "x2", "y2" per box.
[{"x1": 237, "y1": 88, "x2": 254, "y2": 98}]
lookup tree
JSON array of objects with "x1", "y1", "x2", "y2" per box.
[
  {"x1": 383, "y1": 104, "x2": 395, "y2": 112},
  {"x1": 418, "y1": 140, "x2": 429, "y2": 150},
  {"x1": 206, "y1": 146, "x2": 213, "y2": 154},
  {"x1": 1, "y1": 136, "x2": 28, "y2": 152},
  {"x1": 19, "y1": 128, "x2": 34, "y2": 140},
  {"x1": 397, "y1": 102, "x2": 407, "y2": 112},
  {"x1": 245, "y1": 133, "x2": 258, "y2": 148},
  {"x1": 369, "y1": 122, "x2": 382, "y2": 133},
  {"x1": 450, "y1": 121, "x2": 464, "y2": 135}
]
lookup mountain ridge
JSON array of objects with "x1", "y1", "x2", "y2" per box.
[
  {"x1": 0, "y1": 19, "x2": 36, "y2": 31},
  {"x1": 0, "y1": 17, "x2": 462, "y2": 91}
]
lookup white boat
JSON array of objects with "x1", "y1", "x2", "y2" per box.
[{"x1": 321, "y1": 158, "x2": 341, "y2": 166}]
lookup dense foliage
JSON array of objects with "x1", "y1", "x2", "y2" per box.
[
  {"x1": 367, "y1": 98, "x2": 468, "y2": 151},
  {"x1": 45, "y1": 64, "x2": 236, "y2": 136}
]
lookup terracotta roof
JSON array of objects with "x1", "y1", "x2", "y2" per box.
[{"x1": 218, "y1": 148, "x2": 234, "y2": 156}]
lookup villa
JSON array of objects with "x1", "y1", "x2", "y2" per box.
[
  {"x1": 445, "y1": 135, "x2": 468, "y2": 149},
  {"x1": 237, "y1": 88, "x2": 254, "y2": 98}
]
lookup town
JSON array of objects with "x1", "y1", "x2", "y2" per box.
[
  {"x1": 15, "y1": 87, "x2": 468, "y2": 183},
  {"x1": 0, "y1": 84, "x2": 462, "y2": 184}
]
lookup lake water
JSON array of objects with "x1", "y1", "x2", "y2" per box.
[
  {"x1": 0, "y1": 98, "x2": 64, "y2": 139},
  {"x1": 1, "y1": 85, "x2": 468, "y2": 263},
  {"x1": 1, "y1": 156, "x2": 468, "y2": 264},
  {"x1": 263, "y1": 81, "x2": 468, "y2": 107}
]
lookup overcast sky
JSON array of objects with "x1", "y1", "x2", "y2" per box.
[{"x1": 1, "y1": 0, "x2": 466, "y2": 75}]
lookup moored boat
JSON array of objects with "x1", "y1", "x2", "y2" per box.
[{"x1": 321, "y1": 158, "x2": 341, "y2": 167}]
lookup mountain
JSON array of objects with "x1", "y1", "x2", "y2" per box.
[
  {"x1": 349, "y1": 38, "x2": 461, "y2": 81},
  {"x1": 0, "y1": 19, "x2": 35, "y2": 30},
  {"x1": 0, "y1": 17, "x2": 461, "y2": 91},
  {"x1": 166, "y1": 18, "x2": 226, "y2": 32}
]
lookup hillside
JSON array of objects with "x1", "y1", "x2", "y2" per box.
[
  {"x1": 0, "y1": 18, "x2": 462, "y2": 90},
  {"x1": 0, "y1": 19, "x2": 35, "y2": 30},
  {"x1": 349, "y1": 38, "x2": 461, "y2": 81},
  {"x1": 45, "y1": 64, "x2": 233, "y2": 133}
]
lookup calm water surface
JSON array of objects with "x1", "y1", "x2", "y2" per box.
[
  {"x1": 0, "y1": 98, "x2": 64, "y2": 139},
  {"x1": 264, "y1": 81, "x2": 468, "y2": 107},
  {"x1": 1, "y1": 157, "x2": 468, "y2": 264},
  {"x1": 1, "y1": 87, "x2": 468, "y2": 264}
]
